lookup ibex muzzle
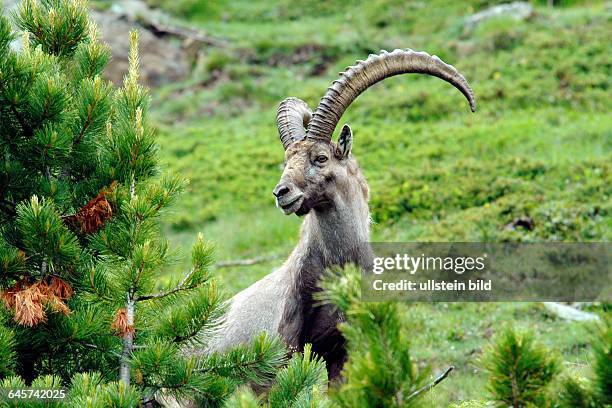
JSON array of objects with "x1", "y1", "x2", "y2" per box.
[{"x1": 273, "y1": 125, "x2": 354, "y2": 216}]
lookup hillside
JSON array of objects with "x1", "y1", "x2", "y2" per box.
[
  {"x1": 144, "y1": 0, "x2": 610, "y2": 281},
  {"x1": 124, "y1": 0, "x2": 610, "y2": 404}
]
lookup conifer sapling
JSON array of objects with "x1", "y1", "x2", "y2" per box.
[{"x1": 0, "y1": 1, "x2": 287, "y2": 404}]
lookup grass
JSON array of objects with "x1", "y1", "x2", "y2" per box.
[{"x1": 130, "y1": 0, "x2": 610, "y2": 404}]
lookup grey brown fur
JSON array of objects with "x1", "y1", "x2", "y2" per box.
[{"x1": 203, "y1": 49, "x2": 476, "y2": 378}]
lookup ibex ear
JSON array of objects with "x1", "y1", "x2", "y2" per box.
[{"x1": 335, "y1": 124, "x2": 353, "y2": 159}]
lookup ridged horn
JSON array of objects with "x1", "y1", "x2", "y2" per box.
[
  {"x1": 276, "y1": 97, "x2": 313, "y2": 150},
  {"x1": 307, "y1": 49, "x2": 476, "y2": 141}
]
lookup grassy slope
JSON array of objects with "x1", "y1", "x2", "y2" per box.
[{"x1": 142, "y1": 0, "x2": 610, "y2": 404}]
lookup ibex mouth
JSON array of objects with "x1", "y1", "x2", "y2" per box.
[{"x1": 277, "y1": 195, "x2": 304, "y2": 215}]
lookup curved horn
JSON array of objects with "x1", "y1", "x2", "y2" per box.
[
  {"x1": 307, "y1": 49, "x2": 476, "y2": 142},
  {"x1": 276, "y1": 97, "x2": 313, "y2": 150}
]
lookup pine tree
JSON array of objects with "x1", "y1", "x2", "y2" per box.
[
  {"x1": 224, "y1": 344, "x2": 332, "y2": 408},
  {"x1": 593, "y1": 317, "x2": 612, "y2": 405},
  {"x1": 316, "y1": 266, "x2": 452, "y2": 408},
  {"x1": 558, "y1": 376, "x2": 599, "y2": 408},
  {"x1": 0, "y1": 0, "x2": 286, "y2": 405},
  {"x1": 558, "y1": 317, "x2": 612, "y2": 408},
  {"x1": 480, "y1": 325, "x2": 560, "y2": 408}
]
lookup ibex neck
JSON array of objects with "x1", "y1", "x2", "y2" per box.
[
  {"x1": 290, "y1": 189, "x2": 372, "y2": 278},
  {"x1": 279, "y1": 189, "x2": 372, "y2": 348}
]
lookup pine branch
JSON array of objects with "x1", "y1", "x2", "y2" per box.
[
  {"x1": 0, "y1": 73, "x2": 33, "y2": 137},
  {"x1": 0, "y1": 199, "x2": 17, "y2": 216},
  {"x1": 214, "y1": 255, "x2": 278, "y2": 268},
  {"x1": 144, "y1": 20, "x2": 227, "y2": 48},
  {"x1": 43, "y1": 166, "x2": 51, "y2": 182},
  {"x1": 195, "y1": 333, "x2": 286, "y2": 386},
  {"x1": 404, "y1": 366, "x2": 454, "y2": 403},
  {"x1": 137, "y1": 233, "x2": 213, "y2": 303},
  {"x1": 87, "y1": 267, "x2": 115, "y2": 302},
  {"x1": 73, "y1": 107, "x2": 94, "y2": 146},
  {"x1": 136, "y1": 265, "x2": 197, "y2": 301},
  {"x1": 82, "y1": 342, "x2": 121, "y2": 359},
  {"x1": 172, "y1": 327, "x2": 200, "y2": 344},
  {"x1": 8, "y1": 104, "x2": 33, "y2": 137}
]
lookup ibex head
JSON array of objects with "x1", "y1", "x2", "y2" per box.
[{"x1": 273, "y1": 49, "x2": 476, "y2": 216}]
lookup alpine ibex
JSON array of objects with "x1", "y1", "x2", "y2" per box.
[{"x1": 207, "y1": 49, "x2": 476, "y2": 378}]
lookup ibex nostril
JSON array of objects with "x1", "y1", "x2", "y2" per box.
[{"x1": 273, "y1": 185, "x2": 290, "y2": 198}]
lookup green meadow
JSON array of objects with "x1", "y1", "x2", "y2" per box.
[{"x1": 133, "y1": 0, "x2": 609, "y2": 404}]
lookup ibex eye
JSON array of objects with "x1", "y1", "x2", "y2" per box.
[{"x1": 316, "y1": 155, "x2": 328, "y2": 164}]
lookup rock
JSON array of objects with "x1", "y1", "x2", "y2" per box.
[
  {"x1": 464, "y1": 2, "x2": 534, "y2": 32},
  {"x1": 543, "y1": 302, "x2": 601, "y2": 322},
  {"x1": 90, "y1": 8, "x2": 190, "y2": 87},
  {"x1": 2, "y1": 0, "x2": 225, "y2": 87},
  {"x1": 92, "y1": 1, "x2": 226, "y2": 87},
  {"x1": 107, "y1": 0, "x2": 225, "y2": 48},
  {"x1": 504, "y1": 215, "x2": 535, "y2": 231}
]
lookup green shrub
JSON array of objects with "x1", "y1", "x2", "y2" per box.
[
  {"x1": 318, "y1": 266, "x2": 445, "y2": 408},
  {"x1": 481, "y1": 326, "x2": 560, "y2": 407},
  {"x1": 224, "y1": 344, "x2": 331, "y2": 408},
  {"x1": 558, "y1": 376, "x2": 598, "y2": 408},
  {"x1": 557, "y1": 318, "x2": 612, "y2": 407},
  {"x1": 593, "y1": 318, "x2": 612, "y2": 404}
]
